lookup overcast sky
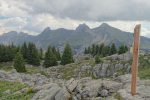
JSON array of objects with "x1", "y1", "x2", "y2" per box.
[{"x1": 0, "y1": 0, "x2": 150, "y2": 37}]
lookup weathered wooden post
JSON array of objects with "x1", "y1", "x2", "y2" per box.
[{"x1": 131, "y1": 24, "x2": 141, "y2": 96}]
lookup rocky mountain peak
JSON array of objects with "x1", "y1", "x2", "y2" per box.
[
  {"x1": 76, "y1": 23, "x2": 90, "y2": 31},
  {"x1": 100, "y1": 23, "x2": 111, "y2": 28},
  {"x1": 41, "y1": 27, "x2": 51, "y2": 34}
]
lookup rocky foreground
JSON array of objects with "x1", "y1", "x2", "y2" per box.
[{"x1": 0, "y1": 69, "x2": 150, "y2": 100}]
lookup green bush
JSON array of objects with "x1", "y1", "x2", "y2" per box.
[
  {"x1": 95, "y1": 55, "x2": 102, "y2": 64},
  {"x1": 13, "y1": 52, "x2": 26, "y2": 72}
]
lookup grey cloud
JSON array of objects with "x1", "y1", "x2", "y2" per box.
[
  {"x1": 19, "y1": 0, "x2": 150, "y2": 21},
  {"x1": 1, "y1": 0, "x2": 150, "y2": 21}
]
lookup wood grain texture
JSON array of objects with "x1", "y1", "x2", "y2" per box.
[{"x1": 131, "y1": 24, "x2": 141, "y2": 96}]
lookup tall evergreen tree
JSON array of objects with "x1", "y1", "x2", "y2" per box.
[
  {"x1": 84, "y1": 47, "x2": 88, "y2": 54},
  {"x1": 91, "y1": 44, "x2": 96, "y2": 56},
  {"x1": 0, "y1": 44, "x2": 18, "y2": 62},
  {"x1": 14, "y1": 52, "x2": 26, "y2": 72},
  {"x1": 44, "y1": 46, "x2": 57, "y2": 67},
  {"x1": 95, "y1": 45, "x2": 99, "y2": 55},
  {"x1": 20, "y1": 42, "x2": 28, "y2": 59},
  {"x1": 101, "y1": 46, "x2": 107, "y2": 57},
  {"x1": 27, "y1": 43, "x2": 40, "y2": 66},
  {"x1": 99, "y1": 43, "x2": 104, "y2": 55},
  {"x1": 110, "y1": 43, "x2": 117, "y2": 55},
  {"x1": 56, "y1": 49, "x2": 61, "y2": 61},
  {"x1": 118, "y1": 45, "x2": 128, "y2": 54},
  {"x1": 105, "y1": 46, "x2": 111, "y2": 56},
  {"x1": 124, "y1": 45, "x2": 128, "y2": 52},
  {"x1": 87, "y1": 46, "x2": 91, "y2": 54},
  {"x1": 39, "y1": 48, "x2": 43, "y2": 59},
  {"x1": 61, "y1": 43, "x2": 74, "y2": 65}
]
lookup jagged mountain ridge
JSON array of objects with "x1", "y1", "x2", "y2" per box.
[{"x1": 0, "y1": 23, "x2": 150, "y2": 50}]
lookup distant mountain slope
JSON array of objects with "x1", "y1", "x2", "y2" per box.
[{"x1": 0, "y1": 23, "x2": 150, "y2": 51}]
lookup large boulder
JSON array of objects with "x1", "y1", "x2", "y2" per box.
[
  {"x1": 117, "y1": 79, "x2": 150, "y2": 100},
  {"x1": 66, "y1": 78, "x2": 78, "y2": 92},
  {"x1": 100, "y1": 89, "x2": 108, "y2": 97},
  {"x1": 0, "y1": 70, "x2": 10, "y2": 80},
  {"x1": 117, "y1": 89, "x2": 143, "y2": 100},
  {"x1": 55, "y1": 87, "x2": 71, "y2": 100},
  {"x1": 0, "y1": 69, "x2": 51, "y2": 87},
  {"x1": 32, "y1": 83, "x2": 61, "y2": 100},
  {"x1": 106, "y1": 52, "x2": 132, "y2": 61},
  {"x1": 77, "y1": 79, "x2": 122, "y2": 98},
  {"x1": 93, "y1": 62, "x2": 131, "y2": 78},
  {"x1": 114, "y1": 74, "x2": 139, "y2": 84}
]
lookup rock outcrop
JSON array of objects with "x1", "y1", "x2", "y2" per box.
[{"x1": 0, "y1": 62, "x2": 150, "y2": 100}]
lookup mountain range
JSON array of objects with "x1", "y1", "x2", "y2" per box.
[{"x1": 0, "y1": 23, "x2": 150, "y2": 51}]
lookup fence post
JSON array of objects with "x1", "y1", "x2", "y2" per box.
[{"x1": 131, "y1": 24, "x2": 141, "y2": 96}]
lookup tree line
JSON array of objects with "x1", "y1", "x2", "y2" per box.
[
  {"x1": 84, "y1": 43, "x2": 128, "y2": 64},
  {"x1": 0, "y1": 43, "x2": 74, "y2": 72},
  {"x1": 84, "y1": 43, "x2": 128, "y2": 57}
]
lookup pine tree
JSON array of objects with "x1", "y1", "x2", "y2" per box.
[
  {"x1": 118, "y1": 45, "x2": 124, "y2": 54},
  {"x1": 99, "y1": 43, "x2": 104, "y2": 55},
  {"x1": 39, "y1": 48, "x2": 43, "y2": 59},
  {"x1": 51, "y1": 46, "x2": 61, "y2": 61},
  {"x1": 84, "y1": 47, "x2": 88, "y2": 54},
  {"x1": 95, "y1": 55, "x2": 102, "y2": 64},
  {"x1": 105, "y1": 46, "x2": 111, "y2": 56},
  {"x1": 61, "y1": 43, "x2": 74, "y2": 65},
  {"x1": 118, "y1": 45, "x2": 128, "y2": 54},
  {"x1": 101, "y1": 46, "x2": 107, "y2": 57},
  {"x1": 124, "y1": 45, "x2": 128, "y2": 52},
  {"x1": 91, "y1": 44, "x2": 96, "y2": 56},
  {"x1": 44, "y1": 46, "x2": 57, "y2": 67},
  {"x1": 14, "y1": 52, "x2": 26, "y2": 72},
  {"x1": 56, "y1": 49, "x2": 61, "y2": 61},
  {"x1": 95, "y1": 45, "x2": 99, "y2": 55},
  {"x1": 52, "y1": 47, "x2": 57, "y2": 55},
  {"x1": 21, "y1": 42, "x2": 28, "y2": 59},
  {"x1": 88, "y1": 46, "x2": 91, "y2": 54},
  {"x1": 110, "y1": 43, "x2": 117, "y2": 55},
  {"x1": 0, "y1": 44, "x2": 18, "y2": 62},
  {"x1": 27, "y1": 43, "x2": 40, "y2": 66}
]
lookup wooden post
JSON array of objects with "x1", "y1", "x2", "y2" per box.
[{"x1": 131, "y1": 24, "x2": 141, "y2": 96}]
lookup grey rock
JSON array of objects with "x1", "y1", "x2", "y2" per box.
[
  {"x1": 76, "y1": 94, "x2": 82, "y2": 100},
  {"x1": 137, "y1": 85, "x2": 150, "y2": 99},
  {"x1": 103, "y1": 81, "x2": 123, "y2": 93},
  {"x1": 55, "y1": 87, "x2": 71, "y2": 100},
  {"x1": 32, "y1": 83, "x2": 61, "y2": 100},
  {"x1": 66, "y1": 78, "x2": 78, "y2": 92},
  {"x1": 93, "y1": 62, "x2": 131, "y2": 78},
  {"x1": 92, "y1": 97, "x2": 102, "y2": 100},
  {"x1": 117, "y1": 89, "x2": 143, "y2": 100},
  {"x1": 81, "y1": 90, "x2": 90, "y2": 98},
  {"x1": 100, "y1": 89, "x2": 108, "y2": 97},
  {"x1": 107, "y1": 52, "x2": 132, "y2": 61},
  {"x1": 115, "y1": 74, "x2": 133, "y2": 84},
  {"x1": 72, "y1": 96, "x2": 78, "y2": 100}
]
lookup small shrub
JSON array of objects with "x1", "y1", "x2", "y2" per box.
[
  {"x1": 84, "y1": 57, "x2": 90, "y2": 60},
  {"x1": 95, "y1": 55, "x2": 102, "y2": 64},
  {"x1": 114, "y1": 93, "x2": 123, "y2": 100},
  {"x1": 27, "y1": 88, "x2": 34, "y2": 94}
]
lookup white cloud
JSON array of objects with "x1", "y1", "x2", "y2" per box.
[{"x1": 0, "y1": 0, "x2": 29, "y2": 17}]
